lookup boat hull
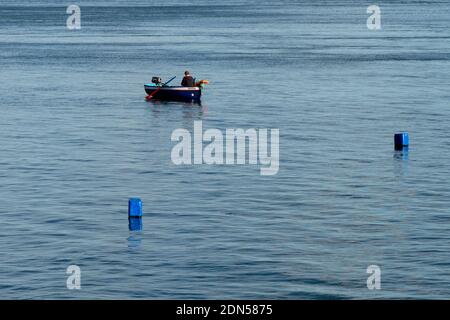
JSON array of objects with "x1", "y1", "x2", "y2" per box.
[{"x1": 144, "y1": 85, "x2": 202, "y2": 102}]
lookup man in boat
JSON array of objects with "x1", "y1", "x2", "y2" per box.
[{"x1": 181, "y1": 70, "x2": 195, "y2": 87}]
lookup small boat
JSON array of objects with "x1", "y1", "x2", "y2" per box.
[
  {"x1": 144, "y1": 77, "x2": 208, "y2": 102},
  {"x1": 144, "y1": 84, "x2": 202, "y2": 102}
]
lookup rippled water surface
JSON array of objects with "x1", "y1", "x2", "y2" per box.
[{"x1": 0, "y1": 0, "x2": 449, "y2": 299}]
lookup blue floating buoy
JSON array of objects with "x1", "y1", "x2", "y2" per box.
[
  {"x1": 128, "y1": 198, "x2": 143, "y2": 218},
  {"x1": 129, "y1": 217, "x2": 143, "y2": 231},
  {"x1": 394, "y1": 132, "x2": 409, "y2": 150}
]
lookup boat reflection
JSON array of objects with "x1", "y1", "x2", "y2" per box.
[
  {"x1": 393, "y1": 147, "x2": 409, "y2": 161},
  {"x1": 393, "y1": 147, "x2": 409, "y2": 177},
  {"x1": 127, "y1": 218, "x2": 142, "y2": 248},
  {"x1": 147, "y1": 99, "x2": 208, "y2": 118},
  {"x1": 127, "y1": 234, "x2": 142, "y2": 248},
  {"x1": 148, "y1": 99, "x2": 203, "y2": 108}
]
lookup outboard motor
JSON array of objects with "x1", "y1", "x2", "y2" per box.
[
  {"x1": 195, "y1": 79, "x2": 209, "y2": 89},
  {"x1": 151, "y1": 77, "x2": 162, "y2": 85}
]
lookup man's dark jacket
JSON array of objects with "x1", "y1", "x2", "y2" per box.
[{"x1": 181, "y1": 76, "x2": 195, "y2": 87}]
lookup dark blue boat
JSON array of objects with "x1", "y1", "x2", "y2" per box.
[{"x1": 144, "y1": 83, "x2": 202, "y2": 102}]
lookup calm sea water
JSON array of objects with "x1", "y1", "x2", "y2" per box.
[{"x1": 0, "y1": 0, "x2": 449, "y2": 299}]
